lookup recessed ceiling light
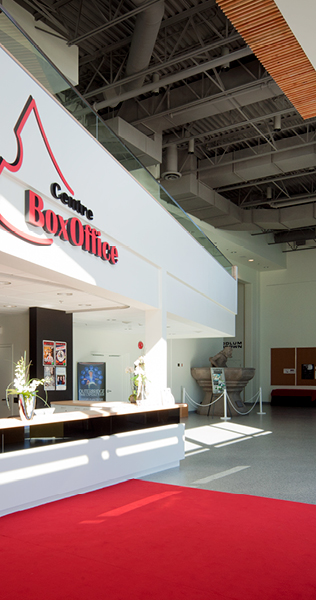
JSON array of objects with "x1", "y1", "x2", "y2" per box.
[
  {"x1": 57, "y1": 292, "x2": 73, "y2": 296},
  {"x1": 78, "y1": 303, "x2": 92, "y2": 306},
  {"x1": 3, "y1": 304, "x2": 17, "y2": 308},
  {"x1": 248, "y1": 259, "x2": 254, "y2": 262},
  {"x1": 0, "y1": 281, "x2": 11, "y2": 286}
]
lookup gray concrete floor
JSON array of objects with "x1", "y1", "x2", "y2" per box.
[{"x1": 141, "y1": 404, "x2": 316, "y2": 504}]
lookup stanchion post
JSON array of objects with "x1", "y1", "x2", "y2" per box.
[
  {"x1": 181, "y1": 386, "x2": 186, "y2": 404},
  {"x1": 220, "y1": 388, "x2": 231, "y2": 421},
  {"x1": 257, "y1": 387, "x2": 266, "y2": 415}
]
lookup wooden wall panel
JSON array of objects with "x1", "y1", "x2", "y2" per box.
[
  {"x1": 271, "y1": 347, "x2": 295, "y2": 385},
  {"x1": 217, "y1": 0, "x2": 316, "y2": 119},
  {"x1": 296, "y1": 347, "x2": 316, "y2": 386}
]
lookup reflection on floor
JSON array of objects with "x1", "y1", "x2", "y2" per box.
[{"x1": 141, "y1": 404, "x2": 316, "y2": 505}]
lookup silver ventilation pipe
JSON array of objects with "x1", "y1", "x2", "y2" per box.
[
  {"x1": 124, "y1": 0, "x2": 164, "y2": 92},
  {"x1": 161, "y1": 146, "x2": 181, "y2": 180},
  {"x1": 102, "y1": 0, "x2": 164, "y2": 106}
]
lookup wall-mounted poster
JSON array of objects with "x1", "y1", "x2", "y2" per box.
[
  {"x1": 55, "y1": 341, "x2": 67, "y2": 366},
  {"x1": 210, "y1": 368, "x2": 226, "y2": 394},
  {"x1": 43, "y1": 341, "x2": 55, "y2": 366},
  {"x1": 78, "y1": 363, "x2": 105, "y2": 401},
  {"x1": 56, "y1": 366, "x2": 66, "y2": 391},
  {"x1": 301, "y1": 364, "x2": 314, "y2": 380},
  {"x1": 44, "y1": 366, "x2": 55, "y2": 390}
]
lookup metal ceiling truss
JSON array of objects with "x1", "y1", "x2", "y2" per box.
[{"x1": 11, "y1": 0, "x2": 316, "y2": 240}]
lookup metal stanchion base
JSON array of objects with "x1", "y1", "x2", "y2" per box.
[
  {"x1": 220, "y1": 416, "x2": 231, "y2": 420},
  {"x1": 257, "y1": 411, "x2": 266, "y2": 415}
]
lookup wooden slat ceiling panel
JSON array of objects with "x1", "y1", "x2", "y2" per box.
[{"x1": 216, "y1": 0, "x2": 316, "y2": 119}]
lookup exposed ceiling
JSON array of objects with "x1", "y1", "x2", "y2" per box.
[{"x1": 7, "y1": 0, "x2": 316, "y2": 252}]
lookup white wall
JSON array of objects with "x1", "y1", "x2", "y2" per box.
[
  {"x1": 167, "y1": 338, "x2": 223, "y2": 408},
  {"x1": 0, "y1": 46, "x2": 237, "y2": 337},
  {"x1": 73, "y1": 324, "x2": 142, "y2": 402},
  {"x1": 260, "y1": 251, "x2": 316, "y2": 402},
  {"x1": 0, "y1": 312, "x2": 29, "y2": 416}
]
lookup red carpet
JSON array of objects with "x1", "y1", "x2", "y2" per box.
[{"x1": 1, "y1": 480, "x2": 316, "y2": 599}]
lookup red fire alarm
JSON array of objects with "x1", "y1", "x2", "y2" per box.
[{"x1": 138, "y1": 341, "x2": 144, "y2": 350}]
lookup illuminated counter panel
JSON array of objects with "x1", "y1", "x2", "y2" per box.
[{"x1": 0, "y1": 406, "x2": 185, "y2": 517}]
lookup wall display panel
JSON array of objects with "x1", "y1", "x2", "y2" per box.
[
  {"x1": 77, "y1": 362, "x2": 105, "y2": 401},
  {"x1": 296, "y1": 348, "x2": 316, "y2": 386},
  {"x1": 43, "y1": 341, "x2": 55, "y2": 366},
  {"x1": 55, "y1": 342, "x2": 67, "y2": 366},
  {"x1": 271, "y1": 348, "x2": 296, "y2": 385},
  {"x1": 29, "y1": 307, "x2": 73, "y2": 403}
]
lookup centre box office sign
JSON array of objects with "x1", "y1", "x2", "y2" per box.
[{"x1": 0, "y1": 93, "x2": 119, "y2": 266}]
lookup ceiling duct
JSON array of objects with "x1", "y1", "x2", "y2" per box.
[
  {"x1": 124, "y1": 0, "x2": 164, "y2": 92},
  {"x1": 162, "y1": 146, "x2": 182, "y2": 180},
  {"x1": 274, "y1": 228, "x2": 316, "y2": 244},
  {"x1": 220, "y1": 46, "x2": 230, "y2": 71},
  {"x1": 102, "y1": 0, "x2": 164, "y2": 107},
  {"x1": 274, "y1": 114, "x2": 281, "y2": 131}
]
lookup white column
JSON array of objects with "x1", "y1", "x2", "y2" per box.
[{"x1": 145, "y1": 269, "x2": 167, "y2": 398}]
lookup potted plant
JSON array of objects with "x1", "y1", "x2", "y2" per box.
[
  {"x1": 125, "y1": 355, "x2": 148, "y2": 403},
  {"x1": 6, "y1": 352, "x2": 48, "y2": 420}
]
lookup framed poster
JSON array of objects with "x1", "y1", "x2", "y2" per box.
[
  {"x1": 78, "y1": 362, "x2": 105, "y2": 401},
  {"x1": 44, "y1": 366, "x2": 55, "y2": 390},
  {"x1": 55, "y1": 342, "x2": 67, "y2": 366},
  {"x1": 211, "y1": 368, "x2": 226, "y2": 394},
  {"x1": 56, "y1": 366, "x2": 66, "y2": 391},
  {"x1": 43, "y1": 341, "x2": 55, "y2": 366}
]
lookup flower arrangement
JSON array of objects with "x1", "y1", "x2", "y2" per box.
[
  {"x1": 125, "y1": 355, "x2": 147, "y2": 402},
  {"x1": 6, "y1": 352, "x2": 48, "y2": 415}
]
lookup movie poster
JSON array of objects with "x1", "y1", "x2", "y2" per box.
[
  {"x1": 55, "y1": 342, "x2": 67, "y2": 366},
  {"x1": 301, "y1": 364, "x2": 314, "y2": 380},
  {"x1": 56, "y1": 366, "x2": 66, "y2": 391},
  {"x1": 44, "y1": 366, "x2": 55, "y2": 390},
  {"x1": 43, "y1": 341, "x2": 55, "y2": 366},
  {"x1": 77, "y1": 363, "x2": 105, "y2": 401}
]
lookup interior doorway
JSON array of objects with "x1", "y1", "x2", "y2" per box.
[
  {"x1": 0, "y1": 345, "x2": 14, "y2": 417},
  {"x1": 106, "y1": 353, "x2": 129, "y2": 402}
]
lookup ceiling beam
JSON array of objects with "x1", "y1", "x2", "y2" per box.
[
  {"x1": 93, "y1": 46, "x2": 253, "y2": 110},
  {"x1": 68, "y1": 0, "x2": 163, "y2": 46},
  {"x1": 217, "y1": 168, "x2": 316, "y2": 194},
  {"x1": 79, "y1": 0, "x2": 219, "y2": 67},
  {"x1": 163, "y1": 107, "x2": 295, "y2": 147},
  {"x1": 83, "y1": 32, "x2": 242, "y2": 99}
]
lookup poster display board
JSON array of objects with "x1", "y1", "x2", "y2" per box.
[
  {"x1": 296, "y1": 348, "x2": 316, "y2": 386},
  {"x1": 210, "y1": 368, "x2": 226, "y2": 394},
  {"x1": 43, "y1": 341, "x2": 55, "y2": 366},
  {"x1": 56, "y1": 366, "x2": 66, "y2": 390},
  {"x1": 77, "y1": 363, "x2": 105, "y2": 401},
  {"x1": 44, "y1": 366, "x2": 55, "y2": 391},
  {"x1": 43, "y1": 340, "x2": 67, "y2": 391},
  {"x1": 271, "y1": 348, "x2": 295, "y2": 386},
  {"x1": 271, "y1": 347, "x2": 316, "y2": 386},
  {"x1": 55, "y1": 342, "x2": 67, "y2": 366}
]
